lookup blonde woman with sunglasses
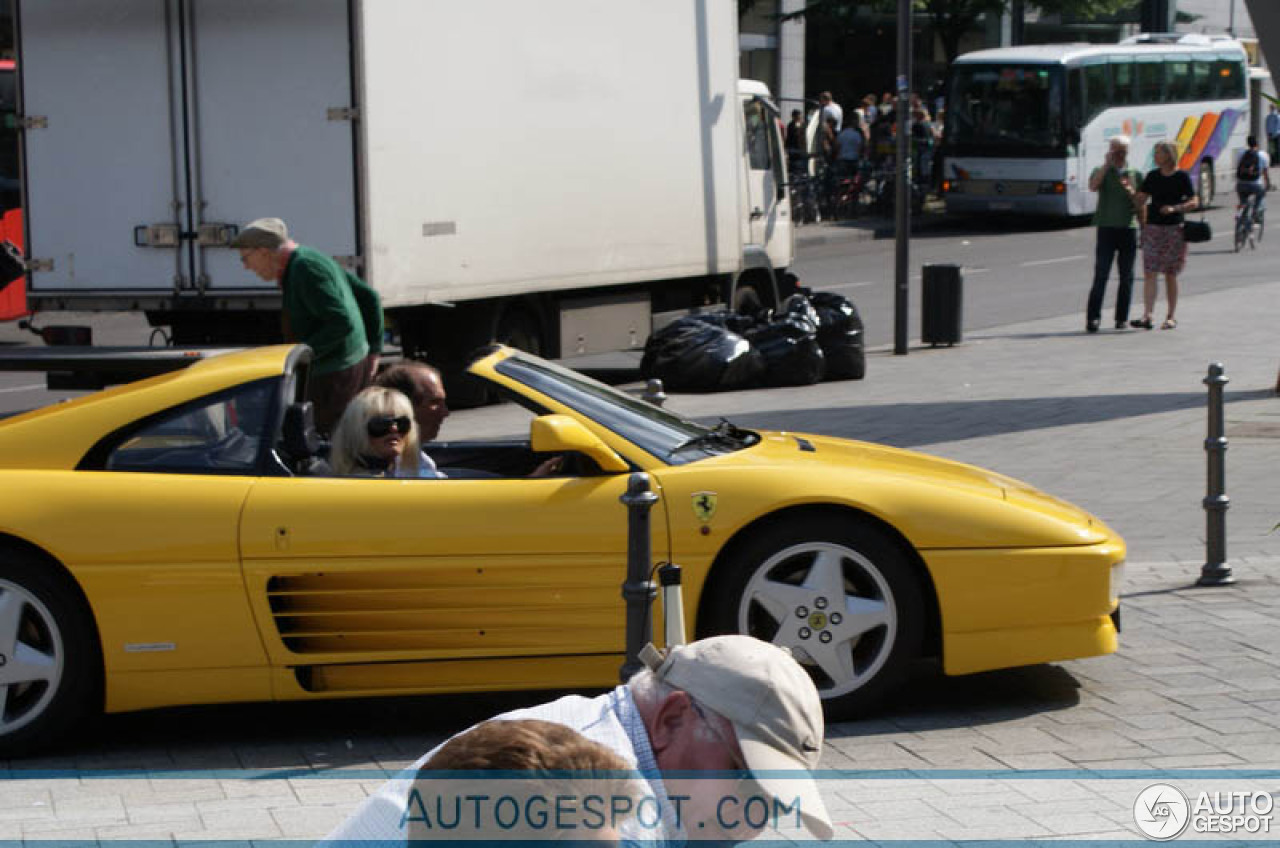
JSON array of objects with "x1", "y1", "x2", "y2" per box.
[{"x1": 329, "y1": 387, "x2": 424, "y2": 477}]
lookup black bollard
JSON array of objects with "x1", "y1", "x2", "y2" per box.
[
  {"x1": 619, "y1": 472, "x2": 659, "y2": 680},
  {"x1": 1198, "y1": 362, "x2": 1234, "y2": 586}
]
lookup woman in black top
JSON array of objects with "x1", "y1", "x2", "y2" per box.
[{"x1": 1132, "y1": 140, "x2": 1198, "y2": 330}]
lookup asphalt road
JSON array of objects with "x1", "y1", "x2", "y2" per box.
[{"x1": 792, "y1": 201, "x2": 1275, "y2": 349}]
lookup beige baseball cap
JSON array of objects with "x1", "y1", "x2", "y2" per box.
[
  {"x1": 641, "y1": 636, "x2": 833, "y2": 840},
  {"x1": 230, "y1": 217, "x2": 289, "y2": 249}
]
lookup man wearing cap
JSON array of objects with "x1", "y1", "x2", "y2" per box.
[
  {"x1": 232, "y1": 217, "x2": 381, "y2": 433},
  {"x1": 321, "y1": 635, "x2": 834, "y2": 845}
]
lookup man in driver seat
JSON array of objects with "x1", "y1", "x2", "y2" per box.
[{"x1": 374, "y1": 362, "x2": 560, "y2": 477}]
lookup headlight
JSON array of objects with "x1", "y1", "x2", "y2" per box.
[{"x1": 1109, "y1": 560, "x2": 1126, "y2": 605}]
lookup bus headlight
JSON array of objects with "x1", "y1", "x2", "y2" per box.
[{"x1": 1038, "y1": 181, "x2": 1066, "y2": 195}]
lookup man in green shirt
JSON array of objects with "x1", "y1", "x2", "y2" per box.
[
  {"x1": 1086, "y1": 136, "x2": 1141, "y2": 333},
  {"x1": 233, "y1": 218, "x2": 381, "y2": 433}
]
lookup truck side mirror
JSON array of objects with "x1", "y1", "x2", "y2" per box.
[{"x1": 529, "y1": 414, "x2": 629, "y2": 473}]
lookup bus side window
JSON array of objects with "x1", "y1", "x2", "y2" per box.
[
  {"x1": 1110, "y1": 59, "x2": 1134, "y2": 106},
  {"x1": 1166, "y1": 59, "x2": 1191, "y2": 102},
  {"x1": 1136, "y1": 59, "x2": 1163, "y2": 105},
  {"x1": 1067, "y1": 68, "x2": 1084, "y2": 139},
  {"x1": 1084, "y1": 63, "x2": 1109, "y2": 121},
  {"x1": 1191, "y1": 59, "x2": 1213, "y2": 100},
  {"x1": 1211, "y1": 57, "x2": 1246, "y2": 100}
]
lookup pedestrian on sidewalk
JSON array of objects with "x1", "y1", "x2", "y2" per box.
[
  {"x1": 818, "y1": 91, "x2": 843, "y2": 132},
  {"x1": 1085, "y1": 135, "x2": 1141, "y2": 332},
  {"x1": 1266, "y1": 104, "x2": 1280, "y2": 160},
  {"x1": 1132, "y1": 141, "x2": 1197, "y2": 331}
]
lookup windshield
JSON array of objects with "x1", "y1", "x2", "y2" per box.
[
  {"x1": 945, "y1": 64, "x2": 1066, "y2": 157},
  {"x1": 493, "y1": 354, "x2": 753, "y2": 464}
]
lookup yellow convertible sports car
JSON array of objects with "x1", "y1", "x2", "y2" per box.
[{"x1": 0, "y1": 344, "x2": 1123, "y2": 753}]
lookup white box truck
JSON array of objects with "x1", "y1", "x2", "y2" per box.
[{"x1": 14, "y1": 0, "x2": 794, "y2": 383}]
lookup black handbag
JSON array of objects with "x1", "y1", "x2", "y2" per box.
[{"x1": 1183, "y1": 218, "x2": 1212, "y2": 243}]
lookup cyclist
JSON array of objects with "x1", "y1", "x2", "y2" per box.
[{"x1": 1235, "y1": 135, "x2": 1271, "y2": 230}]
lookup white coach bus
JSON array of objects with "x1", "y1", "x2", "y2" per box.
[{"x1": 940, "y1": 34, "x2": 1251, "y2": 216}]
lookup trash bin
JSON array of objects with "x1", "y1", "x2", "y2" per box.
[{"x1": 922, "y1": 263, "x2": 963, "y2": 346}]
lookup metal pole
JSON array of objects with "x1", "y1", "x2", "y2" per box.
[
  {"x1": 1198, "y1": 363, "x2": 1234, "y2": 586},
  {"x1": 619, "y1": 472, "x2": 659, "y2": 679},
  {"x1": 893, "y1": 0, "x2": 912, "y2": 356},
  {"x1": 641, "y1": 378, "x2": 667, "y2": 407}
]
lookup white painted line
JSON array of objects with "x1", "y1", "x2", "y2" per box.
[
  {"x1": 828, "y1": 281, "x2": 879, "y2": 290},
  {"x1": 0, "y1": 383, "x2": 43, "y2": 395},
  {"x1": 1021, "y1": 254, "x2": 1086, "y2": 267},
  {"x1": 965, "y1": 267, "x2": 992, "y2": 275}
]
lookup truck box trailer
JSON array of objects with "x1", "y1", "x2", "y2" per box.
[{"x1": 14, "y1": 0, "x2": 793, "y2": 382}]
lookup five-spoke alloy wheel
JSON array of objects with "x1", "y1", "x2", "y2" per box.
[
  {"x1": 703, "y1": 516, "x2": 924, "y2": 718},
  {"x1": 0, "y1": 552, "x2": 98, "y2": 755}
]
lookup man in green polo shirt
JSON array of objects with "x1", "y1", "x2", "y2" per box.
[
  {"x1": 1085, "y1": 135, "x2": 1141, "y2": 333},
  {"x1": 233, "y1": 217, "x2": 381, "y2": 433}
]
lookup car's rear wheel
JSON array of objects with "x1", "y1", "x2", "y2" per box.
[
  {"x1": 0, "y1": 551, "x2": 99, "y2": 755},
  {"x1": 701, "y1": 516, "x2": 923, "y2": 718}
]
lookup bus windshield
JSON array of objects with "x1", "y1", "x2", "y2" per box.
[{"x1": 946, "y1": 64, "x2": 1066, "y2": 157}]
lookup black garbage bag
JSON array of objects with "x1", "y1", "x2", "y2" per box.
[
  {"x1": 641, "y1": 312, "x2": 764, "y2": 392},
  {"x1": 809, "y1": 291, "x2": 866, "y2": 381},
  {"x1": 744, "y1": 295, "x2": 824, "y2": 387}
]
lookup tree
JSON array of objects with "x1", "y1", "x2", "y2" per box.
[{"x1": 777, "y1": 0, "x2": 1138, "y2": 65}]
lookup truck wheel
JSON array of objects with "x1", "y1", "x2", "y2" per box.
[
  {"x1": 700, "y1": 515, "x2": 923, "y2": 718},
  {"x1": 495, "y1": 304, "x2": 547, "y2": 356},
  {"x1": 0, "y1": 550, "x2": 100, "y2": 756}
]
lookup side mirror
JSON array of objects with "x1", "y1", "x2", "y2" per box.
[{"x1": 530, "y1": 414, "x2": 629, "y2": 473}]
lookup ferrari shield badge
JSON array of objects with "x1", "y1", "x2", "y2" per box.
[{"x1": 692, "y1": 491, "x2": 718, "y2": 523}]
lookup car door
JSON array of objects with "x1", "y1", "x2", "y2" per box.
[{"x1": 238, "y1": 470, "x2": 662, "y2": 696}]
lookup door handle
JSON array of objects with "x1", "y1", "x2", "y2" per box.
[{"x1": 751, "y1": 207, "x2": 765, "y2": 219}]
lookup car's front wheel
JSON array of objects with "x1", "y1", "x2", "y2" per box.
[
  {"x1": 702, "y1": 516, "x2": 924, "y2": 718},
  {"x1": 0, "y1": 551, "x2": 100, "y2": 755}
]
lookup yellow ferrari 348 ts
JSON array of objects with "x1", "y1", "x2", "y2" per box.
[{"x1": 0, "y1": 344, "x2": 1123, "y2": 753}]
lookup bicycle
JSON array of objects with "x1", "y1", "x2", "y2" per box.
[{"x1": 1235, "y1": 192, "x2": 1265, "y2": 251}]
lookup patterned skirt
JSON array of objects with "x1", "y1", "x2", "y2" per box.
[{"x1": 1142, "y1": 223, "x2": 1187, "y2": 275}]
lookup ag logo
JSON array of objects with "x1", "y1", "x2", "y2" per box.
[
  {"x1": 1134, "y1": 783, "x2": 1190, "y2": 840},
  {"x1": 691, "y1": 492, "x2": 717, "y2": 522}
]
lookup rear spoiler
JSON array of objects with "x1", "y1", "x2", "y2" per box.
[{"x1": 0, "y1": 346, "x2": 245, "y2": 390}]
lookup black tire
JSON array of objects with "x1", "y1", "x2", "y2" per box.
[
  {"x1": 0, "y1": 549, "x2": 101, "y2": 756},
  {"x1": 495, "y1": 304, "x2": 547, "y2": 357},
  {"x1": 1198, "y1": 161, "x2": 1215, "y2": 209},
  {"x1": 435, "y1": 300, "x2": 548, "y2": 409},
  {"x1": 699, "y1": 515, "x2": 924, "y2": 718},
  {"x1": 1235, "y1": 214, "x2": 1248, "y2": 252}
]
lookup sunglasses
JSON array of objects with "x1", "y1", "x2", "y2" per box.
[{"x1": 367, "y1": 415, "x2": 412, "y2": 438}]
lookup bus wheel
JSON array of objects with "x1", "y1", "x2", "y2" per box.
[{"x1": 1197, "y1": 161, "x2": 1215, "y2": 209}]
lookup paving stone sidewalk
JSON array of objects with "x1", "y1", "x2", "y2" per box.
[{"x1": 3, "y1": 279, "x2": 1280, "y2": 844}]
